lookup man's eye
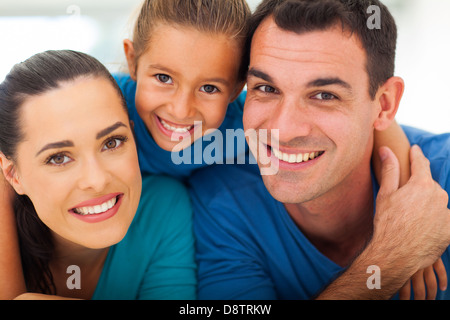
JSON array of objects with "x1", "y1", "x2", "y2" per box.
[
  {"x1": 256, "y1": 85, "x2": 278, "y2": 94},
  {"x1": 156, "y1": 74, "x2": 173, "y2": 84},
  {"x1": 312, "y1": 92, "x2": 337, "y2": 100},
  {"x1": 200, "y1": 85, "x2": 219, "y2": 94}
]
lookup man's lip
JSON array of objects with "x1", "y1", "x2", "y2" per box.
[
  {"x1": 266, "y1": 143, "x2": 324, "y2": 155},
  {"x1": 70, "y1": 193, "x2": 123, "y2": 210}
]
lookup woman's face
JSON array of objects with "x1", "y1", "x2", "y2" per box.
[{"x1": 11, "y1": 76, "x2": 142, "y2": 249}]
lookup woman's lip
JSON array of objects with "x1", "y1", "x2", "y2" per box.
[
  {"x1": 69, "y1": 195, "x2": 124, "y2": 224},
  {"x1": 70, "y1": 193, "x2": 123, "y2": 210}
]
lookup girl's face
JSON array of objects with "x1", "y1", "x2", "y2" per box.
[
  {"x1": 125, "y1": 24, "x2": 245, "y2": 152},
  {"x1": 7, "y1": 77, "x2": 142, "y2": 249}
]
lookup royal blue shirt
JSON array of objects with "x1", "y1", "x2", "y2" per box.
[
  {"x1": 113, "y1": 73, "x2": 247, "y2": 180},
  {"x1": 190, "y1": 126, "x2": 450, "y2": 300}
]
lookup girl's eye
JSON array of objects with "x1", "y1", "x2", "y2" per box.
[
  {"x1": 102, "y1": 136, "x2": 128, "y2": 151},
  {"x1": 256, "y1": 85, "x2": 278, "y2": 94},
  {"x1": 312, "y1": 92, "x2": 338, "y2": 100},
  {"x1": 47, "y1": 154, "x2": 72, "y2": 166},
  {"x1": 200, "y1": 85, "x2": 219, "y2": 94},
  {"x1": 156, "y1": 74, "x2": 173, "y2": 84}
]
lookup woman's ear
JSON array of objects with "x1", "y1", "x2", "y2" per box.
[
  {"x1": 373, "y1": 76, "x2": 405, "y2": 131},
  {"x1": 123, "y1": 39, "x2": 138, "y2": 81},
  {"x1": 0, "y1": 153, "x2": 24, "y2": 195}
]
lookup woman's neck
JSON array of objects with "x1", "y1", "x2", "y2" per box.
[{"x1": 49, "y1": 232, "x2": 109, "y2": 299}]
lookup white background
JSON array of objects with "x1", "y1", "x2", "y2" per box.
[{"x1": 0, "y1": 0, "x2": 448, "y2": 133}]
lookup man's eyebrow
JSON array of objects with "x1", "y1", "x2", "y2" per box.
[
  {"x1": 36, "y1": 140, "x2": 74, "y2": 157},
  {"x1": 247, "y1": 68, "x2": 274, "y2": 83},
  {"x1": 96, "y1": 121, "x2": 128, "y2": 140},
  {"x1": 306, "y1": 78, "x2": 352, "y2": 92}
]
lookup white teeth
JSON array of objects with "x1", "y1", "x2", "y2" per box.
[
  {"x1": 272, "y1": 148, "x2": 323, "y2": 164},
  {"x1": 73, "y1": 197, "x2": 117, "y2": 215},
  {"x1": 160, "y1": 119, "x2": 193, "y2": 133}
]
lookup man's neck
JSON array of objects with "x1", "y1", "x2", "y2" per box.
[{"x1": 284, "y1": 164, "x2": 375, "y2": 267}]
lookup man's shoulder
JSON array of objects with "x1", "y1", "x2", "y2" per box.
[
  {"x1": 403, "y1": 126, "x2": 450, "y2": 151},
  {"x1": 188, "y1": 162, "x2": 265, "y2": 205},
  {"x1": 402, "y1": 125, "x2": 449, "y2": 162},
  {"x1": 403, "y1": 125, "x2": 450, "y2": 191}
]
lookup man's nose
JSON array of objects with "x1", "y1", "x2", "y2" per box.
[{"x1": 267, "y1": 98, "x2": 313, "y2": 142}]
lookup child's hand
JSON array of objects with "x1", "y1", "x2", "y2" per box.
[{"x1": 399, "y1": 258, "x2": 447, "y2": 300}]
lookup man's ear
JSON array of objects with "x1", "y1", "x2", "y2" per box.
[
  {"x1": 123, "y1": 39, "x2": 138, "y2": 81},
  {"x1": 373, "y1": 76, "x2": 405, "y2": 131},
  {"x1": 0, "y1": 153, "x2": 24, "y2": 195}
]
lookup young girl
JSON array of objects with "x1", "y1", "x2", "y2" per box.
[
  {"x1": 0, "y1": 0, "x2": 444, "y2": 299},
  {"x1": 0, "y1": 50, "x2": 196, "y2": 300}
]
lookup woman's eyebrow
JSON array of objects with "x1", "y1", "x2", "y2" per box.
[
  {"x1": 36, "y1": 140, "x2": 74, "y2": 157},
  {"x1": 96, "y1": 121, "x2": 128, "y2": 140},
  {"x1": 35, "y1": 122, "x2": 128, "y2": 157}
]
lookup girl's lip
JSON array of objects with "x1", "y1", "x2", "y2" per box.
[
  {"x1": 70, "y1": 193, "x2": 122, "y2": 210},
  {"x1": 157, "y1": 115, "x2": 195, "y2": 128},
  {"x1": 154, "y1": 114, "x2": 197, "y2": 138}
]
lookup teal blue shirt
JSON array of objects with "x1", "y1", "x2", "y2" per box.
[{"x1": 92, "y1": 175, "x2": 196, "y2": 299}]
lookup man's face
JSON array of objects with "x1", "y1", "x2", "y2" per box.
[{"x1": 244, "y1": 17, "x2": 381, "y2": 205}]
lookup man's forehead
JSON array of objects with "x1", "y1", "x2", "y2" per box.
[
  {"x1": 251, "y1": 17, "x2": 365, "y2": 65},
  {"x1": 250, "y1": 18, "x2": 366, "y2": 77}
]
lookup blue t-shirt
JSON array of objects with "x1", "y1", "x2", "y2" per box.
[
  {"x1": 113, "y1": 73, "x2": 248, "y2": 180},
  {"x1": 189, "y1": 126, "x2": 450, "y2": 300},
  {"x1": 92, "y1": 175, "x2": 196, "y2": 300}
]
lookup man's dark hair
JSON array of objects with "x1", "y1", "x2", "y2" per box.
[{"x1": 244, "y1": 0, "x2": 397, "y2": 99}]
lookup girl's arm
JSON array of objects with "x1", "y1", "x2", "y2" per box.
[
  {"x1": 373, "y1": 121, "x2": 447, "y2": 300},
  {"x1": 0, "y1": 173, "x2": 26, "y2": 299}
]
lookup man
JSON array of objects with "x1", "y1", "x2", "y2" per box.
[{"x1": 189, "y1": 0, "x2": 450, "y2": 299}]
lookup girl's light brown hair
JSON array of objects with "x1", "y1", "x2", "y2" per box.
[{"x1": 132, "y1": 0, "x2": 251, "y2": 81}]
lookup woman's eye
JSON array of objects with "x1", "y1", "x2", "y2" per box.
[
  {"x1": 312, "y1": 92, "x2": 337, "y2": 100},
  {"x1": 156, "y1": 74, "x2": 173, "y2": 84},
  {"x1": 200, "y1": 85, "x2": 219, "y2": 94},
  {"x1": 256, "y1": 85, "x2": 278, "y2": 94},
  {"x1": 47, "y1": 154, "x2": 72, "y2": 166},
  {"x1": 102, "y1": 137, "x2": 127, "y2": 151}
]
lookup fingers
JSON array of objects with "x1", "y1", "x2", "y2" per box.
[
  {"x1": 434, "y1": 258, "x2": 448, "y2": 292},
  {"x1": 411, "y1": 270, "x2": 426, "y2": 300},
  {"x1": 377, "y1": 146, "x2": 400, "y2": 198},
  {"x1": 423, "y1": 267, "x2": 438, "y2": 300},
  {"x1": 408, "y1": 259, "x2": 447, "y2": 300},
  {"x1": 409, "y1": 145, "x2": 432, "y2": 181},
  {"x1": 398, "y1": 280, "x2": 411, "y2": 300}
]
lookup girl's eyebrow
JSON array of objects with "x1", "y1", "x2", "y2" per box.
[
  {"x1": 149, "y1": 64, "x2": 230, "y2": 86},
  {"x1": 35, "y1": 122, "x2": 128, "y2": 157}
]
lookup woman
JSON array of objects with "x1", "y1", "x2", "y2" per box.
[{"x1": 0, "y1": 50, "x2": 196, "y2": 299}]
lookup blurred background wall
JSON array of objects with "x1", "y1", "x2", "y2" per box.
[{"x1": 1, "y1": 0, "x2": 448, "y2": 133}]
